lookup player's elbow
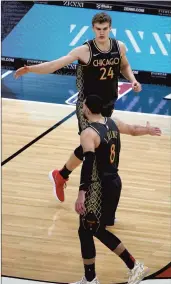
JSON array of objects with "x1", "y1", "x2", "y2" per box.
[
  {"x1": 130, "y1": 126, "x2": 136, "y2": 136},
  {"x1": 131, "y1": 131, "x2": 136, "y2": 136}
]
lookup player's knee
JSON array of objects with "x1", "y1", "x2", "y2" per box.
[
  {"x1": 74, "y1": 145, "x2": 83, "y2": 161},
  {"x1": 78, "y1": 225, "x2": 88, "y2": 241},
  {"x1": 78, "y1": 226, "x2": 96, "y2": 259},
  {"x1": 94, "y1": 226, "x2": 106, "y2": 238},
  {"x1": 94, "y1": 226, "x2": 121, "y2": 251}
]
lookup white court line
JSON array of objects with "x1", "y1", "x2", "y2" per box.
[
  {"x1": 164, "y1": 93, "x2": 171, "y2": 100},
  {"x1": 65, "y1": 91, "x2": 79, "y2": 105},
  {"x1": 2, "y1": 98, "x2": 170, "y2": 118},
  {"x1": 2, "y1": 97, "x2": 75, "y2": 108},
  {"x1": 1, "y1": 70, "x2": 13, "y2": 79}
]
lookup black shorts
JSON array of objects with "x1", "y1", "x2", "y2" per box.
[
  {"x1": 102, "y1": 175, "x2": 122, "y2": 226},
  {"x1": 80, "y1": 174, "x2": 122, "y2": 231},
  {"x1": 76, "y1": 99, "x2": 116, "y2": 134}
]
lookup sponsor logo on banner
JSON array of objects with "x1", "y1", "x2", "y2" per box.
[
  {"x1": 124, "y1": 6, "x2": 145, "y2": 13},
  {"x1": 151, "y1": 72, "x2": 167, "y2": 78},
  {"x1": 158, "y1": 9, "x2": 171, "y2": 16},
  {"x1": 63, "y1": 1, "x2": 84, "y2": 8},
  {"x1": 96, "y1": 3, "x2": 112, "y2": 10},
  {"x1": 1, "y1": 57, "x2": 14, "y2": 62},
  {"x1": 27, "y1": 59, "x2": 45, "y2": 64},
  {"x1": 65, "y1": 82, "x2": 132, "y2": 105}
]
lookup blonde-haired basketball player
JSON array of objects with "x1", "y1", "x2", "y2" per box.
[{"x1": 15, "y1": 13, "x2": 141, "y2": 224}]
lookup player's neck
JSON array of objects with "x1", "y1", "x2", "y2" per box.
[
  {"x1": 88, "y1": 114, "x2": 105, "y2": 124},
  {"x1": 94, "y1": 38, "x2": 110, "y2": 51}
]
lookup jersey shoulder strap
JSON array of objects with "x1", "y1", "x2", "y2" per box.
[
  {"x1": 89, "y1": 118, "x2": 108, "y2": 142},
  {"x1": 84, "y1": 39, "x2": 100, "y2": 55},
  {"x1": 106, "y1": 117, "x2": 120, "y2": 133},
  {"x1": 111, "y1": 38, "x2": 121, "y2": 57}
]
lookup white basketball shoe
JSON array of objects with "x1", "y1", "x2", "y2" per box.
[
  {"x1": 128, "y1": 261, "x2": 150, "y2": 284},
  {"x1": 70, "y1": 276, "x2": 100, "y2": 284}
]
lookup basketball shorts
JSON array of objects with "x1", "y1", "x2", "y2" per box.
[{"x1": 80, "y1": 174, "x2": 122, "y2": 231}]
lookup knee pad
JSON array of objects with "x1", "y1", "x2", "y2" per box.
[
  {"x1": 74, "y1": 145, "x2": 83, "y2": 161},
  {"x1": 78, "y1": 226, "x2": 96, "y2": 259}
]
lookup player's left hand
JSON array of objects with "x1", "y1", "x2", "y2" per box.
[
  {"x1": 132, "y1": 80, "x2": 142, "y2": 92},
  {"x1": 146, "y1": 121, "x2": 162, "y2": 136},
  {"x1": 75, "y1": 190, "x2": 86, "y2": 215}
]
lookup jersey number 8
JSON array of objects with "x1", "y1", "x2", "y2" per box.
[{"x1": 110, "y1": 144, "x2": 115, "y2": 164}]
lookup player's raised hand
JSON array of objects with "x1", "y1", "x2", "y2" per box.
[
  {"x1": 14, "y1": 65, "x2": 30, "y2": 79},
  {"x1": 146, "y1": 121, "x2": 161, "y2": 136},
  {"x1": 132, "y1": 80, "x2": 142, "y2": 92}
]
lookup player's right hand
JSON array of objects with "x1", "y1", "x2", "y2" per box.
[
  {"x1": 14, "y1": 65, "x2": 30, "y2": 79},
  {"x1": 75, "y1": 190, "x2": 86, "y2": 215},
  {"x1": 146, "y1": 121, "x2": 162, "y2": 136}
]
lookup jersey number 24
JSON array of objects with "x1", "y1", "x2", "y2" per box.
[{"x1": 100, "y1": 67, "x2": 114, "y2": 80}]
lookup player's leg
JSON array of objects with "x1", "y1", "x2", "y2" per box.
[
  {"x1": 71, "y1": 219, "x2": 99, "y2": 284},
  {"x1": 48, "y1": 100, "x2": 88, "y2": 202},
  {"x1": 48, "y1": 149, "x2": 82, "y2": 202},
  {"x1": 94, "y1": 225, "x2": 149, "y2": 284},
  {"x1": 103, "y1": 175, "x2": 122, "y2": 227}
]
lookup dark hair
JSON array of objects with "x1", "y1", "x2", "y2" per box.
[
  {"x1": 92, "y1": 12, "x2": 112, "y2": 26},
  {"x1": 85, "y1": 95, "x2": 103, "y2": 114}
]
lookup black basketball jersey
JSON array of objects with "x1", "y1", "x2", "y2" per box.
[
  {"x1": 90, "y1": 117, "x2": 121, "y2": 178},
  {"x1": 76, "y1": 38, "x2": 121, "y2": 105}
]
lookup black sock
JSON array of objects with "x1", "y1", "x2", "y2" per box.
[
  {"x1": 84, "y1": 263, "x2": 96, "y2": 282},
  {"x1": 119, "y1": 249, "x2": 135, "y2": 270},
  {"x1": 59, "y1": 165, "x2": 72, "y2": 179}
]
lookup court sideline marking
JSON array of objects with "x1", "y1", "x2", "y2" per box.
[{"x1": 1, "y1": 70, "x2": 13, "y2": 79}]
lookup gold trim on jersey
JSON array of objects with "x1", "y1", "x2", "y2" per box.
[
  {"x1": 78, "y1": 41, "x2": 92, "y2": 67},
  {"x1": 76, "y1": 65, "x2": 89, "y2": 131},
  {"x1": 93, "y1": 38, "x2": 112, "y2": 53},
  {"x1": 116, "y1": 40, "x2": 122, "y2": 59},
  {"x1": 89, "y1": 125, "x2": 100, "y2": 136},
  {"x1": 76, "y1": 102, "x2": 89, "y2": 131},
  {"x1": 83, "y1": 157, "x2": 102, "y2": 229},
  {"x1": 76, "y1": 65, "x2": 84, "y2": 96}
]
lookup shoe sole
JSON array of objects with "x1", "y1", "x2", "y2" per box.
[
  {"x1": 133, "y1": 267, "x2": 150, "y2": 284},
  {"x1": 48, "y1": 171, "x2": 62, "y2": 202}
]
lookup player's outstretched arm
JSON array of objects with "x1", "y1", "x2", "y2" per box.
[
  {"x1": 14, "y1": 46, "x2": 85, "y2": 79},
  {"x1": 115, "y1": 118, "x2": 162, "y2": 136}
]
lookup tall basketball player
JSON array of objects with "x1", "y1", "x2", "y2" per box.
[{"x1": 15, "y1": 13, "x2": 142, "y2": 211}]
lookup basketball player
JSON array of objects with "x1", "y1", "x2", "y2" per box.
[
  {"x1": 15, "y1": 12, "x2": 142, "y2": 205},
  {"x1": 73, "y1": 95, "x2": 161, "y2": 284}
]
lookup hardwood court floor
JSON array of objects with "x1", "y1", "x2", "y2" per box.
[{"x1": 2, "y1": 98, "x2": 171, "y2": 284}]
